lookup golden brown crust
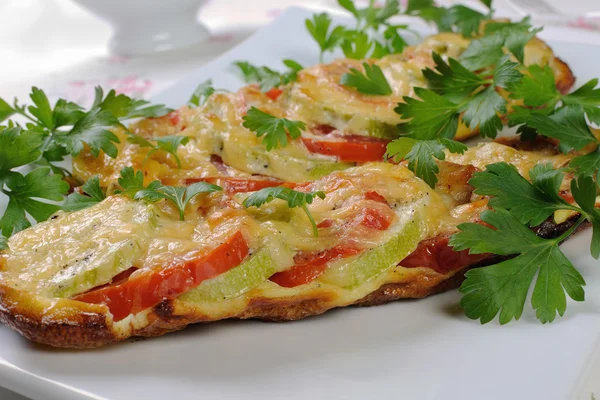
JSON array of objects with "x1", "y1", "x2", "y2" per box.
[
  {"x1": 552, "y1": 56, "x2": 576, "y2": 94},
  {"x1": 0, "y1": 213, "x2": 587, "y2": 348},
  {"x1": 0, "y1": 283, "x2": 117, "y2": 348}
]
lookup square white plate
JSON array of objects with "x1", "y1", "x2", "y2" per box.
[{"x1": 1, "y1": 7, "x2": 600, "y2": 400}]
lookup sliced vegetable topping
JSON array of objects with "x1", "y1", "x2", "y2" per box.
[
  {"x1": 74, "y1": 231, "x2": 249, "y2": 321},
  {"x1": 180, "y1": 246, "x2": 280, "y2": 302},
  {"x1": 271, "y1": 246, "x2": 361, "y2": 288},
  {"x1": 400, "y1": 234, "x2": 488, "y2": 274},
  {"x1": 301, "y1": 135, "x2": 388, "y2": 162}
]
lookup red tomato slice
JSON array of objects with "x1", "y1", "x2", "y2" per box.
[
  {"x1": 364, "y1": 191, "x2": 387, "y2": 204},
  {"x1": 357, "y1": 208, "x2": 393, "y2": 230},
  {"x1": 75, "y1": 231, "x2": 249, "y2": 321},
  {"x1": 265, "y1": 88, "x2": 284, "y2": 101},
  {"x1": 301, "y1": 136, "x2": 389, "y2": 162},
  {"x1": 399, "y1": 235, "x2": 488, "y2": 275},
  {"x1": 272, "y1": 202, "x2": 394, "y2": 287},
  {"x1": 186, "y1": 177, "x2": 284, "y2": 194},
  {"x1": 270, "y1": 246, "x2": 361, "y2": 288}
]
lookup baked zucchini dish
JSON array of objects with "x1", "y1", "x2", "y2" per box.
[{"x1": 1, "y1": 1, "x2": 599, "y2": 348}]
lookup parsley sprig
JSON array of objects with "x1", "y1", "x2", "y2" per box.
[
  {"x1": 115, "y1": 167, "x2": 222, "y2": 221},
  {"x1": 451, "y1": 209, "x2": 586, "y2": 324},
  {"x1": 406, "y1": 0, "x2": 492, "y2": 37},
  {"x1": 63, "y1": 176, "x2": 106, "y2": 212},
  {"x1": 243, "y1": 187, "x2": 326, "y2": 236},
  {"x1": 340, "y1": 63, "x2": 393, "y2": 95},
  {"x1": 233, "y1": 60, "x2": 303, "y2": 92},
  {"x1": 126, "y1": 134, "x2": 190, "y2": 168},
  {"x1": 506, "y1": 66, "x2": 600, "y2": 180},
  {"x1": 308, "y1": 1, "x2": 411, "y2": 62},
  {"x1": 449, "y1": 162, "x2": 600, "y2": 324},
  {"x1": 242, "y1": 107, "x2": 306, "y2": 150},
  {"x1": 188, "y1": 79, "x2": 229, "y2": 107},
  {"x1": 306, "y1": 13, "x2": 347, "y2": 63},
  {"x1": 0, "y1": 127, "x2": 69, "y2": 238},
  {"x1": 387, "y1": 52, "x2": 521, "y2": 186},
  {"x1": 0, "y1": 87, "x2": 171, "y2": 241}
]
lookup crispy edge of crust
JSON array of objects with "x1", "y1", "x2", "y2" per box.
[
  {"x1": 0, "y1": 282, "x2": 118, "y2": 348},
  {"x1": 0, "y1": 215, "x2": 589, "y2": 348},
  {"x1": 552, "y1": 56, "x2": 576, "y2": 95}
]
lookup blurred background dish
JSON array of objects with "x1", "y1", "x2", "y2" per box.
[{"x1": 72, "y1": 0, "x2": 210, "y2": 56}]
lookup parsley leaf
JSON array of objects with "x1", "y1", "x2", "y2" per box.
[
  {"x1": 405, "y1": 1, "x2": 491, "y2": 36},
  {"x1": 55, "y1": 107, "x2": 121, "y2": 158},
  {"x1": 63, "y1": 176, "x2": 106, "y2": 212},
  {"x1": 340, "y1": 31, "x2": 374, "y2": 59},
  {"x1": 570, "y1": 175, "x2": 600, "y2": 258},
  {"x1": 243, "y1": 187, "x2": 326, "y2": 236},
  {"x1": 28, "y1": 87, "x2": 54, "y2": 130},
  {"x1": 526, "y1": 105, "x2": 599, "y2": 153},
  {"x1": 135, "y1": 181, "x2": 222, "y2": 221},
  {"x1": 386, "y1": 138, "x2": 446, "y2": 187},
  {"x1": 468, "y1": 162, "x2": 600, "y2": 258},
  {"x1": 0, "y1": 234, "x2": 7, "y2": 251},
  {"x1": 445, "y1": 5, "x2": 488, "y2": 37},
  {"x1": 469, "y1": 162, "x2": 578, "y2": 226},
  {"x1": 459, "y1": 34, "x2": 505, "y2": 71},
  {"x1": 396, "y1": 87, "x2": 460, "y2": 140},
  {"x1": 93, "y1": 87, "x2": 172, "y2": 119},
  {"x1": 188, "y1": 80, "x2": 216, "y2": 107},
  {"x1": 450, "y1": 208, "x2": 586, "y2": 324},
  {"x1": 423, "y1": 53, "x2": 485, "y2": 100},
  {"x1": 385, "y1": 137, "x2": 466, "y2": 187},
  {"x1": 340, "y1": 63, "x2": 393, "y2": 96},
  {"x1": 114, "y1": 167, "x2": 161, "y2": 198},
  {"x1": 508, "y1": 65, "x2": 560, "y2": 108},
  {"x1": 130, "y1": 135, "x2": 191, "y2": 169},
  {"x1": 115, "y1": 167, "x2": 221, "y2": 220},
  {"x1": 462, "y1": 87, "x2": 505, "y2": 138},
  {"x1": 305, "y1": 13, "x2": 346, "y2": 62},
  {"x1": 233, "y1": 60, "x2": 302, "y2": 92},
  {"x1": 242, "y1": 107, "x2": 306, "y2": 150},
  {"x1": 0, "y1": 167, "x2": 69, "y2": 237},
  {"x1": 0, "y1": 97, "x2": 15, "y2": 122},
  {"x1": 570, "y1": 147, "x2": 600, "y2": 180},
  {"x1": 0, "y1": 127, "x2": 43, "y2": 171},
  {"x1": 563, "y1": 78, "x2": 600, "y2": 125},
  {"x1": 459, "y1": 21, "x2": 540, "y2": 70}
]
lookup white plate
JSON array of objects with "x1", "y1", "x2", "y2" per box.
[{"x1": 2, "y1": 7, "x2": 600, "y2": 400}]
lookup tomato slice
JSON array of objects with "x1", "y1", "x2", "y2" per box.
[
  {"x1": 186, "y1": 177, "x2": 284, "y2": 194},
  {"x1": 301, "y1": 136, "x2": 389, "y2": 162},
  {"x1": 364, "y1": 191, "x2": 387, "y2": 204},
  {"x1": 270, "y1": 246, "x2": 361, "y2": 287},
  {"x1": 272, "y1": 201, "x2": 394, "y2": 287},
  {"x1": 357, "y1": 208, "x2": 393, "y2": 230},
  {"x1": 265, "y1": 88, "x2": 284, "y2": 101},
  {"x1": 399, "y1": 235, "x2": 488, "y2": 275},
  {"x1": 75, "y1": 231, "x2": 249, "y2": 321}
]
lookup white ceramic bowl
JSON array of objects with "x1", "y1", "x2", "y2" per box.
[{"x1": 73, "y1": 0, "x2": 210, "y2": 56}]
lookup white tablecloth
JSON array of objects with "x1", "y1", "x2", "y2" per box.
[{"x1": 1, "y1": 0, "x2": 600, "y2": 399}]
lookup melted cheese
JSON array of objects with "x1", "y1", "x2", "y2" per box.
[
  {"x1": 0, "y1": 195, "x2": 258, "y2": 298},
  {"x1": 72, "y1": 30, "x2": 572, "y2": 187}
]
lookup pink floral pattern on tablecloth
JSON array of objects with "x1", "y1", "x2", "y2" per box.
[
  {"x1": 60, "y1": 76, "x2": 154, "y2": 105},
  {"x1": 568, "y1": 16, "x2": 600, "y2": 30}
]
